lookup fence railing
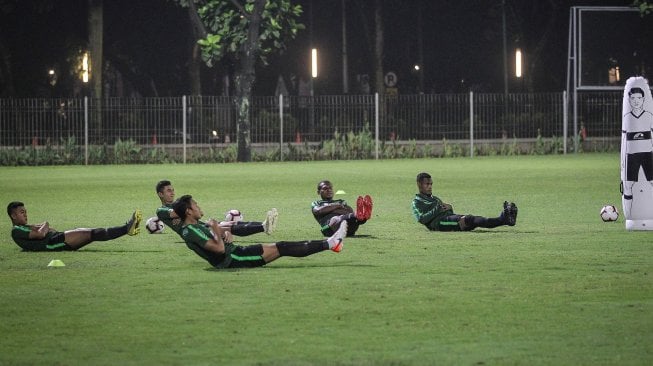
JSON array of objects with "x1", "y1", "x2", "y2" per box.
[{"x1": 0, "y1": 91, "x2": 623, "y2": 160}]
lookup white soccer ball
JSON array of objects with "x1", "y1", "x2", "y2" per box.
[
  {"x1": 145, "y1": 216, "x2": 165, "y2": 234},
  {"x1": 600, "y1": 205, "x2": 619, "y2": 222},
  {"x1": 224, "y1": 209, "x2": 243, "y2": 222}
]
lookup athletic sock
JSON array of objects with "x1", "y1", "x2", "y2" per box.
[
  {"x1": 276, "y1": 240, "x2": 328, "y2": 257},
  {"x1": 231, "y1": 221, "x2": 264, "y2": 236},
  {"x1": 90, "y1": 225, "x2": 128, "y2": 241},
  {"x1": 478, "y1": 216, "x2": 503, "y2": 228}
]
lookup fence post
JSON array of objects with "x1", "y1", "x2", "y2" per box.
[
  {"x1": 469, "y1": 91, "x2": 474, "y2": 158},
  {"x1": 84, "y1": 97, "x2": 88, "y2": 165},
  {"x1": 563, "y1": 90, "x2": 568, "y2": 154},
  {"x1": 279, "y1": 94, "x2": 284, "y2": 162},
  {"x1": 375, "y1": 93, "x2": 379, "y2": 160},
  {"x1": 182, "y1": 95, "x2": 187, "y2": 164}
]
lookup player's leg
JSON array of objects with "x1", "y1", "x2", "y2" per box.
[
  {"x1": 228, "y1": 208, "x2": 277, "y2": 235},
  {"x1": 436, "y1": 215, "x2": 464, "y2": 231},
  {"x1": 343, "y1": 213, "x2": 362, "y2": 235},
  {"x1": 266, "y1": 220, "x2": 348, "y2": 262},
  {"x1": 227, "y1": 221, "x2": 265, "y2": 236},
  {"x1": 63, "y1": 210, "x2": 142, "y2": 249}
]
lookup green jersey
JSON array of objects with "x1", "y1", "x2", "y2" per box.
[
  {"x1": 156, "y1": 204, "x2": 183, "y2": 235},
  {"x1": 10, "y1": 225, "x2": 67, "y2": 251},
  {"x1": 157, "y1": 204, "x2": 206, "y2": 237},
  {"x1": 180, "y1": 223, "x2": 236, "y2": 268},
  {"x1": 411, "y1": 193, "x2": 454, "y2": 230}
]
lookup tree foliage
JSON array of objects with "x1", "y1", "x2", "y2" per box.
[
  {"x1": 632, "y1": 0, "x2": 653, "y2": 15},
  {"x1": 182, "y1": 0, "x2": 304, "y2": 67}
]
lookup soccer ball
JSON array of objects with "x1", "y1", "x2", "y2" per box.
[
  {"x1": 600, "y1": 205, "x2": 619, "y2": 222},
  {"x1": 224, "y1": 209, "x2": 243, "y2": 222},
  {"x1": 145, "y1": 216, "x2": 165, "y2": 234}
]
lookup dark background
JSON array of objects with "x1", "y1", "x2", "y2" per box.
[{"x1": 0, "y1": 0, "x2": 650, "y2": 97}]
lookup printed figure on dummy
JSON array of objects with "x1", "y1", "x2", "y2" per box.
[{"x1": 621, "y1": 76, "x2": 653, "y2": 230}]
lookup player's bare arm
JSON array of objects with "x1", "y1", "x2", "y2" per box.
[{"x1": 29, "y1": 222, "x2": 50, "y2": 239}]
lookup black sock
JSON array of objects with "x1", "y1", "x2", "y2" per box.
[
  {"x1": 90, "y1": 226, "x2": 128, "y2": 241},
  {"x1": 231, "y1": 221, "x2": 264, "y2": 236},
  {"x1": 276, "y1": 240, "x2": 328, "y2": 257},
  {"x1": 471, "y1": 216, "x2": 504, "y2": 229}
]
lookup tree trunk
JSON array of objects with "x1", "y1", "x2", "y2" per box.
[
  {"x1": 234, "y1": 0, "x2": 266, "y2": 162},
  {"x1": 88, "y1": 0, "x2": 103, "y2": 99},
  {"x1": 88, "y1": 0, "x2": 103, "y2": 136},
  {"x1": 187, "y1": 2, "x2": 206, "y2": 96}
]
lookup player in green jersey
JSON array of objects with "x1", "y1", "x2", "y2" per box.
[
  {"x1": 412, "y1": 172, "x2": 517, "y2": 231},
  {"x1": 155, "y1": 180, "x2": 277, "y2": 237},
  {"x1": 173, "y1": 194, "x2": 346, "y2": 269},
  {"x1": 7, "y1": 201, "x2": 141, "y2": 251},
  {"x1": 311, "y1": 180, "x2": 373, "y2": 236}
]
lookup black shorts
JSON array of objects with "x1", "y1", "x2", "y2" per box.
[
  {"x1": 19, "y1": 232, "x2": 73, "y2": 252},
  {"x1": 224, "y1": 244, "x2": 267, "y2": 268},
  {"x1": 434, "y1": 215, "x2": 464, "y2": 232},
  {"x1": 626, "y1": 152, "x2": 653, "y2": 181}
]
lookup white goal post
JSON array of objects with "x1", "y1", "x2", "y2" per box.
[{"x1": 566, "y1": 6, "x2": 642, "y2": 152}]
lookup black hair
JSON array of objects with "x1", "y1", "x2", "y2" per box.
[
  {"x1": 7, "y1": 201, "x2": 24, "y2": 217},
  {"x1": 416, "y1": 172, "x2": 431, "y2": 183},
  {"x1": 172, "y1": 195, "x2": 193, "y2": 220},
  {"x1": 317, "y1": 180, "x2": 332, "y2": 191},
  {"x1": 629, "y1": 87, "x2": 645, "y2": 97},
  {"x1": 156, "y1": 180, "x2": 172, "y2": 193}
]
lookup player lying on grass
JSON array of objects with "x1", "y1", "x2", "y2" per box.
[
  {"x1": 411, "y1": 172, "x2": 518, "y2": 231},
  {"x1": 155, "y1": 180, "x2": 278, "y2": 237},
  {"x1": 7, "y1": 201, "x2": 141, "y2": 251},
  {"x1": 173, "y1": 194, "x2": 347, "y2": 269},
  {"x1": 311, "y1": 180, "x2": 373, "y2": 236}
]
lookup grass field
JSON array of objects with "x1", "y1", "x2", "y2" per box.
[{"x1": 1, "y1": 154, "x2": 651, "y2": 365}]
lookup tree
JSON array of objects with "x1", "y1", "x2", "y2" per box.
[
  {"x1": 633, "y1": 0, "x2": 653, "y2": 15},
  {"x1": 175, "y1": 0, "x2": 303, "y2": 162}
]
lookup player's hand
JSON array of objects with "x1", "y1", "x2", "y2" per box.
[{"x1": 222, "y1": 231, "x2": 233, "y2": 244}]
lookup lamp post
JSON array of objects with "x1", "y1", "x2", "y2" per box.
[{"x1": 515, "y1": 48, "x2": 523, "y2": 78}]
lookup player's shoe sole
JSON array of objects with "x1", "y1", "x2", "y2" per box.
[
  {"x1": 363, "y1": 195, "x2": 373, "y2": 220},
  {"x1": 127, "y1": 209, "x2": 143, "y2": 236},
  {"x1": 508, "y1": 202, "x2": 518, "y2": 226},
  {"x1": 264, "y1": 208, "x2": 278, "y2": 234},
  {"x1": 328, "y1": 220, "x2": 348, "y2": 253},
  {"x1": 356, "y1": 196, "x2": 366, "y2": 221}
]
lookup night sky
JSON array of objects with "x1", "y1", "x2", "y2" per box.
[{"x1": 0, "y1": 0, "x2": 649, "y2": 97}]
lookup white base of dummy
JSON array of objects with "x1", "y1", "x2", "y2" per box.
[{"x1": 625, "y1": 219, "x2": 653, "y2": 231}]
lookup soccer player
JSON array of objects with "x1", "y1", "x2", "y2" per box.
[
  {"x1": 155, "y1": 179, "x2": 277, "y2": 237},
  {"x1": 311, "y1": 180, "x2": 373, "y2": 236},
  {"x1": 7, "y1": 201, "x2": 141, "y2": 251},
  {"x1": 412, "y1": 172, "x2": 517, "y2": 231},
  {"x1": 173, "y1": 194, "x2": 347, "y2": 269}
]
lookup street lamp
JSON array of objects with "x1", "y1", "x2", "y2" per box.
[
  {"x1": 515, "y1": 48, "x2": 523, "y2": 78},
  {"x1": 311, "y1": 48, "x2": 318, "y2": 78},
  {"x1": 82, "y1": 52, "x2": 90, "y2": 83}
]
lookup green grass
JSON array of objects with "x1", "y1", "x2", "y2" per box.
[{"x1": 1, "y1": 154, "x2": 651, "y2": 365}]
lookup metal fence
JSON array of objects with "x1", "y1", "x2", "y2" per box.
[{"x1": 0, "y1": 91, "x2": 623, "y2": 157}]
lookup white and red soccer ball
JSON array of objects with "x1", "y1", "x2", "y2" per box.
[
  {"x1": 224, "y1": 209, "x2": 243, "y2": 222},
  {"x1": 145, "y1": 216, "x2": 165, "y2": 234},
  {"x1": 600, "y1": 205, "x2": 619, "y2": 222}
]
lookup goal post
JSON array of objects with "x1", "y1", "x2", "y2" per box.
[{"x1": 566, "y1": 6, "x2": 645, "y2": 152}]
